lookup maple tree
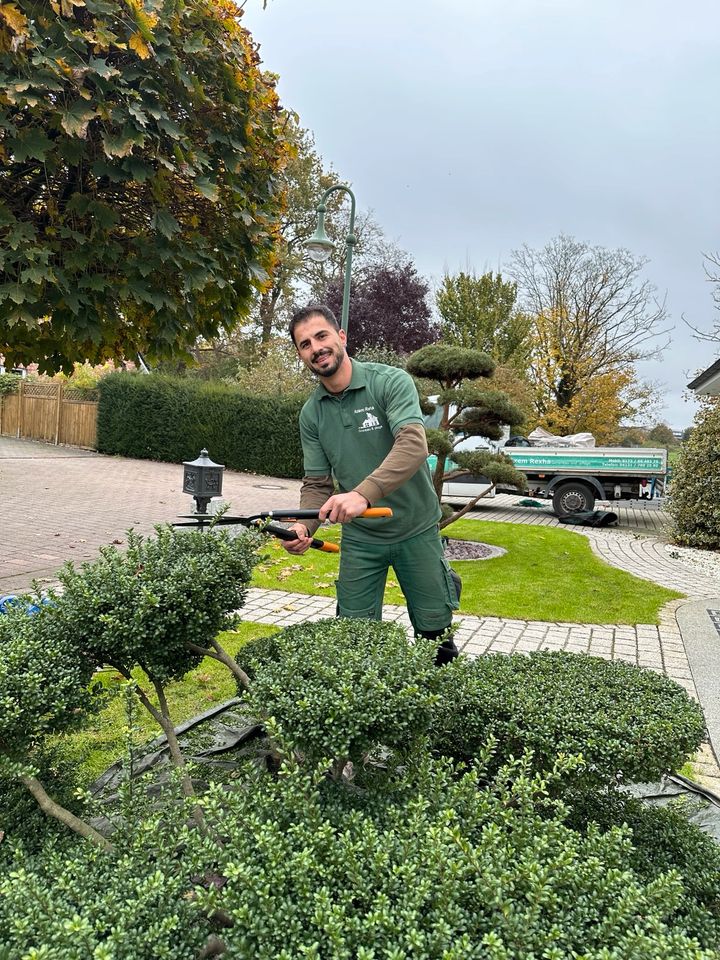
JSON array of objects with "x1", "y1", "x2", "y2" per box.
[{"x1": 0, "y1": 0, "x2": 288, "y2": 371}]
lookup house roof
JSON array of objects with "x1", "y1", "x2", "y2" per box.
[{"x1": 687, "y1": 356, "x2": 720, "y2": 396}]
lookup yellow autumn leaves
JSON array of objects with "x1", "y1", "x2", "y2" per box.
[{"x1": 1, "y1": 0, "x2": 154, "y2": 60}]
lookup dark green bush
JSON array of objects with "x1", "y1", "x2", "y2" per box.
[
  {"x1": 5, "y1": 758, "x2": 717, "y2": 960},
  {"x1": 0, "y1": 372, "x2": 20, "y2": 397},
  {"x1": 48, "y1": 526, "x2": 260, "y2": 683},
  {"x1": 670, "y1": 399, "x2": 720, "y2": 549},
  {"x1": 430, "y1": 651, "x2": 705, "y2": 786},
  {"x1": 0, "y1": 828, "x2": 207, "y2": 959},
  {"x1": 565, "y1": 788, "x2": 720, "y2": 948},
  {"x1": 0, "y1": 602, "x2": 102, "y2": 773},
  {"x1": 97, "y1": 372, "x2": 304, "y2": 478},
  {"x1": 184, "y1": 757, "x2": 718, "y2": 959},
  {"x1": 243, "y1": 619, "x2": 439, "y2": 768}
]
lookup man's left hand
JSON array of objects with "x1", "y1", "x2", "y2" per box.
[{"x1": 318, "y1": 492, "x2": 369, "y2": 524}]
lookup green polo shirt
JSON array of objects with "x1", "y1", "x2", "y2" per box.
[{"x1": 299, "y1": 360, "x2": 441, "y2": 543}]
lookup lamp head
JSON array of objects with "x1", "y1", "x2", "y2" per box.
[{"x1": 306, "y1": 207, "x2": 334, "y2": 262}]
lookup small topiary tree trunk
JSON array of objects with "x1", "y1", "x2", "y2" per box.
[{"x1": 407, "y1": 344, "x2": 528, "y2": 528}]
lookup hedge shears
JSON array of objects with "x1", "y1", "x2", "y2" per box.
[{"x1": 173, "y1": 507, "x2": 393, "y2": 553}]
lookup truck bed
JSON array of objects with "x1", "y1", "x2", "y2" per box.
[{"x1": 504, "y1": 447, "x2": 667, "y2": 477}]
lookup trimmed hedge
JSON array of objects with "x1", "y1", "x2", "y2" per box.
[
  {"x1": 430, "y1": 651, "x2": 706, "y2": 787},
  {"x1": 186, "y1": 760, "x2": 719, "y2": 959},
  {"x1": 0, "y1": 831, "x2": 206, "y2": 959},
  {"x1": 566, "y1": 788, "x2": 720, "y2": 947},
  {"x1": 97, "y1": 372, "x2": 305, "y2": 478}
]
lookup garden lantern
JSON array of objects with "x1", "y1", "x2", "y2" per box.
[{"x1": 182, "y1": 448, "x2": 224, "y2": 514}]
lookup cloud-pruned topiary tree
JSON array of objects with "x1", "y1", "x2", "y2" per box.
[
  {"x1": 407, "y1": 343, "x2": 527, "y2": 527},
  {"x1": 0, "y1": 0, "x2": 288, "y2": 372}
]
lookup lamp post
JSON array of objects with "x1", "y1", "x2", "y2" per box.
[{"x1": 306, "y1": 184, "x2": 356, "y2": 335}]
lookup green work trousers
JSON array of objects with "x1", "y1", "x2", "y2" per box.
[{"x1": 335, "y1": 525, "x2": 459, "y2": 634}]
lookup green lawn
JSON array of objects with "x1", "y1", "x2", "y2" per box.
[
  {"x1": 252, "y1": 519, "x2": 681, "y2": 625},
  {"x1": 55, "y1": 623, "x2": 276, "y2": 785}
]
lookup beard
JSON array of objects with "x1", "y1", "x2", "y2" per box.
[{"x1": 310, "y1": 345, "x2": 345, "y2": 378}]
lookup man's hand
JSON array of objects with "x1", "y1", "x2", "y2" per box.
[
  {"x1": 318, "y1": 492, "x2": 369, "y2": 524},
  {"x1": 281, "y1": 522, "x2": 313, "y2": 555}
]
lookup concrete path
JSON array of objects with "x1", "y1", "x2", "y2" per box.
[{"x1": 3, "y1": 437, "x2": 719, "y2": 779}]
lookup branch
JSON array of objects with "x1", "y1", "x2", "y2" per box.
[
  {"x1": 439, "y1": 484, "x2": 497, "y2": 531},
  {"x1": 209, "y1": 638, "x2": 251, "y2": 690},
  {"x1": 20, "y1": 775, "x2": 114, "y2": 852}
]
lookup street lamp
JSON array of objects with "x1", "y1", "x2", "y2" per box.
[{"x1": 306, "y1": 184, "x2": 356, "y2": 334}]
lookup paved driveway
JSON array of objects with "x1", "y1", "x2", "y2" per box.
[{"x1": 1, "y1": 437, "x2": 301, "y2": 594}]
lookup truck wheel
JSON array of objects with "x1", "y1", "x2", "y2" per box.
[{"x1": 552, "y1": 482, "x2": 595, "y2": 517}]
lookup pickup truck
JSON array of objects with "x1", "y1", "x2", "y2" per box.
[{"x1": 423, "y1": 402, "x2": 668, "y2": 517}]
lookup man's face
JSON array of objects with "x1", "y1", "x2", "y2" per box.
[{"x1": 293, "y1": 314, "x2": 347, "y2": 378}]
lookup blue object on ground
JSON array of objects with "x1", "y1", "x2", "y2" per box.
[{"x1": 0, "y1": 594, "x2": 48, "y2": 615}]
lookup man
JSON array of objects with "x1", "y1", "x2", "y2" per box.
[{"x1": 283, "y1": 303, "x2": 459, "y2": 665}]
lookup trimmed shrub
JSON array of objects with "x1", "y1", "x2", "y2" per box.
[
  {"x1": 0, "y1": 830, "x2": 207, "y2": 959},
  {"x1": 242, "y1": 619, "x2": 439, "y2": 768},
  {"x1": 430, "y1": 651, "x2": 705, "y2": 786},
  {"x1": 48, "y1": 526, "x2": 260, "y2": 683},
  {"x1": 185, "y1": 758, "x2": 718, "y2": 959},
  {"x1": 97, "y1": 372, "x2": 305, "y2": 478},
  {"x1": 670, "y1": 399, "x2": 720, "y2": 549},
  {"x1": 0, "y1": 601, "x2": 108, "y2": 847},
  {"x1": 565, "y1": 788, "x2": 720, "y2": 948},
  {"x1": 0, "y1": 603, "x2": 100, "y2": 762}
]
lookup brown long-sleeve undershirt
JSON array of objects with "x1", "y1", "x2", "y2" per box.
[{"x1": 297, "y1": 422, "x2": 429, "y2": 535}]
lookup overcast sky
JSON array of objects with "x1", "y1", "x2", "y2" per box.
[{"x1": 242, "y1": 0, "x2": 719, "y2": 429}]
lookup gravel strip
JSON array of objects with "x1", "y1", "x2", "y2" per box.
[{"x1": 664, "y1": 542, "x2": 720, "y2": 585}]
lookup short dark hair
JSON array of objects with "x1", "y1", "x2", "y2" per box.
[{"x1": 289, "y1": 303, "x2": 340, "y2": 344}]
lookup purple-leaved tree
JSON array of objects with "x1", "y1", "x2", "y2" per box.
[{"x1": 325, "y1": 261, "x2": 438, "y2": 355}]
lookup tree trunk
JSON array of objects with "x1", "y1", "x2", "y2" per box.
[
  {"x1": 149, "y1": 679, "x2": 207, "y2": 832},
  {"x1": 259, "y1": 291, "x2": 274, "y2": 345}
]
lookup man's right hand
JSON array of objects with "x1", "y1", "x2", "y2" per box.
[{"x1": 281, "y1": 522, "x2": 313, "y2": 555}]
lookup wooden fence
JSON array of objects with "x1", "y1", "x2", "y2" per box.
[{"x1": 0, "y1": 380, "x2": 98, "y2": 449}]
